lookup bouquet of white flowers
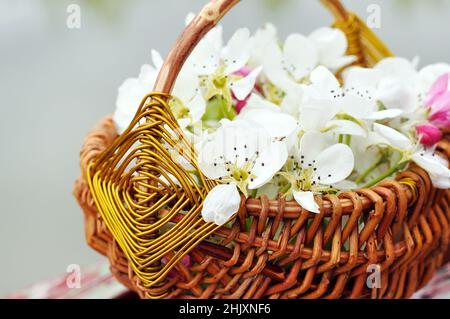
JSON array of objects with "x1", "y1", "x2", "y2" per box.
[{"x1": 114, "y1": 14, "x2": 450, "y2": 226}]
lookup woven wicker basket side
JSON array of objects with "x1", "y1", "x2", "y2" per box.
[{"x1": 74, "y1": 115, "x2": 450, "y2": 298}]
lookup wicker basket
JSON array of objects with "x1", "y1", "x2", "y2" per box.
[{"x1": 74, "y1": 0, "x2": 450, "y2": 299}]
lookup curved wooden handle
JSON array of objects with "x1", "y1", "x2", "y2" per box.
[{"x1": 153, "y1": 0, "x2": 349, "y2": 94}]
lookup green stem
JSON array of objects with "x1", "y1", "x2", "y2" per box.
[
  {"x1": 344, "y1": 135, "x2": 351, "y2": 146},
  {"x1": 338, "y1": 134, "x2": 344, "y2": 144},
  {"x1": 361, "y1": 162, "x2": 402, "y2": 189},
  {"x1": 279, "y1": 182, "x2": 292, "y2": 194},
  {"x1": 355, "y1": 156, "x2": 384, "y2": 185}
]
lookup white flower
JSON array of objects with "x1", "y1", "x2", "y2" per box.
[
  {"x1": 242, "y1": 93, "x2": 282, "y2": 113},
  {"x1": 199, "y1": 119, "x2": 288, "y2": 225},
  {"x1": 309, "y1": 27, "x2": 357, "y2": 71},
  {"x1": 342, "y1": 66, "x2": 404, "y2": 120},
  {"x1": 186, "y1": 27, "x2": 262, "y2": 103},
  {"x1": 374, "y1": 58, "x2": 420, "y2": 114},
  {"x1": 114, "y1": 50, "x2": 207, "y2": 133},
  {"x1": 169, "y1": 65, "x2": 206, "y2": 129},
  {"x1": 373, "y1": 123, "x2": 450, "y2": 188},
  {"x1": 263, "y1": 27, "x2": 355, "y2": 95},
  {"x1": 298, "y1": 66, "x2": 378, "y2": 136},
  {"x1": 114, "y1": 59, "x2": 159, "y2": 133},
  {"x1": 248, "y1": 23, "x2": 278, "y2": 67},
  {"x1": 281, "y1": 131, "x2": 355, "y2": 213},
  {"x1": 347, "y1": 58, "x2": 450, "y2": 118},
  {"x1": 237, "y1": 102, "x2": 298, "y2": 139},
  {"x1": 307, "y1": 66, "x2": 382, "y2": 119},
  {"x1": 201, "y1": 184, "x2": 241, "y2": 226},
  {"x1": 264, "y1": 33, "x2": 318, "y2": 92}
]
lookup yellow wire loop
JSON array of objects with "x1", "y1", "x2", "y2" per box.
[
  {"x1": 333, "y1": 12, "x2": 394, "y2": 67},
  {"x1": 86, "y1": 93, "x2": 224, "y2": 298},
  {"x1": 399, "y1": 178, "x2": 419, "y2": 204}
]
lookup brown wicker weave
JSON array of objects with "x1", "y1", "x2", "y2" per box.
[{"x1": 74, "y1": 0, "x2": 450, "y2": 299}]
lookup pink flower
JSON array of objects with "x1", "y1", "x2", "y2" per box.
[
  {"x1": 426, "y1": 73, "x2": 450, "y2": 128},
  {"x1": 163, "y1": 254, "x2": 192, "y2": 278},
  {"x1": 429, "y1": 91, "x2": 450, "y2": 128},
  {"x1": 416, "y1": 123, "x2": 442, "y2": 146},
  {"x1": 426, "y1": 73, "x2": 450, "y2": 107},
  {"x1": 234, "y1": 66, "x2": 253, "y2": 78},
  {"x1": 235, "y1": 98, "x2": 249, "y2": 114}
]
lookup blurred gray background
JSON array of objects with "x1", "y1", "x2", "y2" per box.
[{"x1": 1, "y1": 0, "x2": 450, "y2": 296}]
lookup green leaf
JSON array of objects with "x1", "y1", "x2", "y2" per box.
[{"x1": 202, "y1": 96, "x2": 237, "y2": 122}]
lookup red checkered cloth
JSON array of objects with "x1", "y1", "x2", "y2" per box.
[
  {"x1": 5, "y1": 262, "x2": 128, "y2": 299},
  {"x1": 5, "y1": 261, "x2": 450, "y2": 299}
]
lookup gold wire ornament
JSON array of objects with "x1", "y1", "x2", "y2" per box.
[{"x1": 87, "y1": 93, "x2": 228, "y2": 298}]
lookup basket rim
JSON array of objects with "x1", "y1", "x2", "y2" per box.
[{"x1": 81, "y1": 115, "x2": 450, "y2": 213}]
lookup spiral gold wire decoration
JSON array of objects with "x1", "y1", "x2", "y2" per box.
[{"x1": 87, "y1": 93, "x2": 229, "y2": 298}]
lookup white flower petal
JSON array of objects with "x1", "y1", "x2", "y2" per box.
[
  {"x1": 373, "y1": 123, "x2": 413, "y2": 150},
  {"x1": 219, "y1": 119, "x2": 271, "y2": 167},
  {"x1": 324, "y1": 56, "x2": 357, "y2": 71},
  {"x1": 283, "y1": 34, "x2": 318, "y2": 81},
  {"x1": 412, "y1": 152, "x2": 450, "y2": 179},
  {"x1": 205, "y1": 25, "x2": 223, "y2": 52},
  {"x1": 187, "y1": 27, "x2": 222, "y2": 75},
  {"x1": 299, "y1": 100, "x2": 338, "y2": 132},
  {"x1": 242, "y1": 93, "x2": 281, "y2": 114},
  {"x1": 188, "y1": 90, "x2": 206, "y2": 123},
  {"x1": 198, "y1": 140, "x2": 228, "y2": 179},
  {"x1": 241, "y1": 109, "x2": 298, "y2": 139},
  {"x1": 151, "y1": 49, "x2": 164, "y2": 71},
  {"x1": 188, "y1": 43, "x2": 220, "y2": 75},
  {"x1": 114, "y1": 64, "x2": 158, "y2": 133},
  {"x1": 173, "y1": 66, "x2": 199, "y2": 103},
  {"x1": 138, "y1": 64, "x2": 158, "y2": 85},
  {"x1": 430, "y1": 173, "x2": 450, "y2": 189},
  {"x1": 202, "y1": 184, "x2": 241, "y2": 226},
  {"x1": 313, "y1": 144, "x2": 355, "y2": 184},
  {"x1": 298, "y1": 131, "x2": 330, "y2": 166},
  {"x1": 375, "y1": 57, "x2": 417, "y2": 82},
  {"x1": 263, "y1": 43, "x2": 298, "y2": 93},
  {"x1": 249, "y1": 141, "x2": 288, "y2": 189},
  {"x1": 293, "y1": 191, "x2": 320, "y2": 213},
  {"x1": 280, "y1": 90, "x2": 303, "y2": 116},
  {"x1": 326, "y1": 120, "x2": 367, "y2": 137},
  {"x1": 230, "y1": 66, "x2": 262, "y2": 100},
  {"x1": 310, "y1": 27, "x2": 346, "y2": 56},
  {"x1": 376, "y1": 79, "x2": 418, "y2": 113},
  {"x1": 366, "y1": 109, "x2": 403, "y2": 120},
  {"x1": 249, "y1": 23, "x2": 278, "y2": 66},
  {"x1": 343, "y1": 66, "x2": 382, "y2": 88},
  {"x1": 308, "y1": 66, "x2": 341, "y2": 98},
  {"x1": 223, "y1": 28, "x2": 251, "y2": 74},
  {"x1": 309, "y1": 27, "x2": 355, "y2": 70},
  {"x1": 366, "y1": 131, "x2": 391, "y2": 147},
  {"x1": 340, "y1": 94, "x2": 376, "y2": 119}
]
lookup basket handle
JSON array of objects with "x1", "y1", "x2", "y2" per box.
[{"x1": 153, "y1": 0, "x2": 350, "y2": 94}]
